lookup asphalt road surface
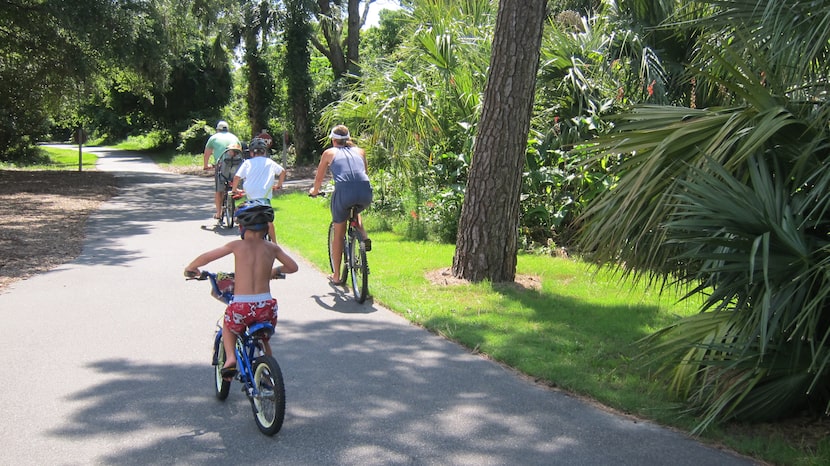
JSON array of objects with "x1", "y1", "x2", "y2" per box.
[{"x1": 0, "y1": 148, "x2": 760, "y2": 465}]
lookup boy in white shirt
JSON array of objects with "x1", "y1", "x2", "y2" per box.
[{"x1": 232, "y1": 138, "x2": 286, "y2": 242}]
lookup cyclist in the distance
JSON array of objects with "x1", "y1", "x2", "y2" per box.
[
  {"x1": 308, "y1": 124, "x2": 373, "y2": 285},
  {"x1": 203, "y1": 120, "x2": 241, "y2": 219},
  {"x1": 232, "y1": 138, "x2": 285, "y2": 242}
]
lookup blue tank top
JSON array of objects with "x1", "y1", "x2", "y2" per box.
[{"x1": 329, "y1": 147, "x2": 369, "y2": 183}]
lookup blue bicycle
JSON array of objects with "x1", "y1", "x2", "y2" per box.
[{"x1": 187, "y1": 270, "x2": 286, "y2": 436}]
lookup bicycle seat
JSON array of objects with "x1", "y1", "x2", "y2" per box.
[{"x1": 247, "y1": 322, "x2": 275, "y2": 339}]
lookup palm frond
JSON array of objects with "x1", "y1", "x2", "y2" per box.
[{"x1": 637, "y1": 152, "x2": 830, "y2": 430}]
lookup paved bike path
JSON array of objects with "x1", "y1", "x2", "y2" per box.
[{"x1": 0, "y1": 148, "x2": 760, "y2": 465}]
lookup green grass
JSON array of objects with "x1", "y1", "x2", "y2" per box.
[
  {"x1": 0, "y1": 146, "x2": 99, "y2": 170},
  {"x1": 152, "y1": 152, "x2": 203, "y2": 168},
  {"x1": 111, "y1": 133, "x2": 206, "y2": 169},
  {"x1": 272, "y1": 192, "x2": 828, "y2": 466}
]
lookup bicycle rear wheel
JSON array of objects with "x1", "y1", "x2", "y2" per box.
[
  {"x1": 223, "y1": 191, "x2": 236, "y2": 228},
  {"x1": 251, "y1": 355, "x2": 286, "y2": 436},
  {"x1": 213, "y1": 332, "x2": 231, "y2": 400},
  {"x1": 327, "y1": 223, "x2": 348, "y2": 284},
  {"x1": 348, "y1": 231, "x2": 369, "y2": 303}
]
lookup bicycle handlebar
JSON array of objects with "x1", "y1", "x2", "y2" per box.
[
  {"x1": 185, "y1": 270, "x2": 210, "y2": 280},
  {"x1": 184, "y1": 269, "x2": 286, "y2": 281}
]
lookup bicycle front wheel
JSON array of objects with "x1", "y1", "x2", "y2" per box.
[
  {"x1": 213, "y1": 332, "x2": 231, "y2": 400},
  {"x1": 223, "y1": 192, "x2": 236, "y2": 228},
  {"x1": 328, "y1": 223, "x2": 347, "y2": 284},
  {"x1": 348, "y1": 232, "x2": 369, "y2": 303},
  {"x1": 251, "y1": 355, "x2": 286, "y2": 436}
]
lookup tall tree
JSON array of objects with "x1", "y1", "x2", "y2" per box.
[
  {"x1": 240, "y1": 1, "x2": 278, "y2": 137},
  {"x1": 311, "y1": 0, "x2": 374, "y2": 79},
  {"x1": 284, "y1": 0, "x2": 315, "y2": 163},
  {"x1": 0, "y1": 0, "x2": 176, "y2": 160},
  {"x1": 452, "y1": 0, "x2": 548, "y2": 282}
]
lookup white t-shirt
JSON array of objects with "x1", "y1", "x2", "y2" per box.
[{"x1": 235, "y1": 156, "x2": 285, "y2": 200}]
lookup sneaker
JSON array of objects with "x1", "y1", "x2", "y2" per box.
[{"x1": 364, "y1": 238, "x2": 372, "y2": 252}]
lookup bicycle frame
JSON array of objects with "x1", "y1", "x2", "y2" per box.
[
  {"x1": 191, "y1": 270, "x2": 286, "y2": 435},
  {"x1": 204, "y1": 271, "x2": 272, "y2": 388},
  {"x1": 314, "y1": 191, "x2": 369, "y2": 303},
  {"x1": 215, "y1": 322, "x2": 274, "y2": 397},
  {"x1": 344, "y1": 206, "x2": 359, "y2": 268},
  {"x1": 216, "y1": 156, "x2": 244, "y2": 228},
  {"x1": 339, "y1": 206, "x2": 369, "y2": 303}
]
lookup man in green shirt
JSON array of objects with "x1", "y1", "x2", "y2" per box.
[{"x1": 203, "y1": 120, "x2": 241, "y2": 219}]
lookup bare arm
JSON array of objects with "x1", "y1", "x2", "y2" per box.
[
  {"x1": 203, "y1": 147, "x2": 213, "y2": 170},
  {"x1": 275, "y1": 170, "x2": 286, "y2": 190},
  {"x1": 308, "y1": 149, "x2": 333, "y2": 196},
  {"x1": 358, "y1": 147, "x2": 369, "y2": 174},
  {"x1": 274, "y1": 244, "x2": 299, "y2": 274},
  {"x1": 231, "y1": 175, "x2": 242, "y2": 194},
  {"x1": 184, "y1": 243, "x2": 233, "y2": 276}
]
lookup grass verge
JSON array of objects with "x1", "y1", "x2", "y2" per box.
[
  {"x1": 271, "y1": 191, "x2": 828, "y2": 466},
  {"x1": 0, "y1": 145, "x2": 99, "y2": 170}
]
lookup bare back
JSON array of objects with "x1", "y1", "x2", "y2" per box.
[{"x1": 227, "y1": 238, "x2": 283, "y2": 295}]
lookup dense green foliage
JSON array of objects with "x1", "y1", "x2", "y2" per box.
[
  {"x1": 6, "y1": 0, "x2": 830, "y2": 432},
  {"x1": 272, "y1": 193, "x2": 829, "y2": 465},
  {"x1": 321, "y1": 0, "x2": 830, "y2": 431},
  {"x1": 0, "y1": 0, "x2": 186, "y2": 161},
  {"x1": 574, "y1": 0, "x2": 830, "y2": 431},
  {"x1": 284, "y1": 0, "x2": 316, "y2": 163}
]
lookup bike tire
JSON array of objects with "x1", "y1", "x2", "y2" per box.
[
  {"x1": 251, "y1": 355, "x2": 286, "y2": 436},
  {"x1": 327, "y1": 223, "x2": 348, "y2": 284},
  {"x1": 348, "y1": 231, "x2": 369, "y2": 303},
  {"x1": 223, "y1": 191, "x2": 236, "y2": 228},
  {"x1": 213, "y1": 332, "x2": 231, "y2": 400},
  {"x1": 327, "y1": 223, "x2": 335, "y2": 274}
]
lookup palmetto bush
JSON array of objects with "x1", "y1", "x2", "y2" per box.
[
  {"x1": 647, "y1": 155, "x2": 830, "y2": 431},
  {"x1": 576, "y1": 0, "x2": 830, "y2": 431}
]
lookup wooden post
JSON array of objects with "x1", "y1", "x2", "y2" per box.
[
  {"x1": 78, "y1": 126, "x2": 83, "y2": 172},
  {"x1": 282, "y1": 130, "x2": 288, "y2": 167}
]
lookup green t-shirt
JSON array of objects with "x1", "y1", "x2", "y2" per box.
[{"x1": 205, "y1": 131, "x2": 241, "y2": 164}]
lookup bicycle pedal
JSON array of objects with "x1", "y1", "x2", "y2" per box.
[{"x1": 364, "y1": 238, "x2": 372, "y2": 252}]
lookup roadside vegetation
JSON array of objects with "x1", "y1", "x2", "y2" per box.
[
  {"x1": 271, "y1": 192, "x2": 829, "y2": 466},
  {"x1": 5, "y1": 144, "x2": 828, "y2": 465},
  {"x1": 5, "y1": 0, "x2": 830, "y2": 463}
]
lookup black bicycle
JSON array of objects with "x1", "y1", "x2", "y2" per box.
[
  {"x1": 311, "y1": 192, "x2": 370, "y2": 303},
  {"x1": 328, "y1": 204, "x2": 370, "y2": 303},
  {"x1": 216, "y1": 153, "x2": 244, "y2": 228}
]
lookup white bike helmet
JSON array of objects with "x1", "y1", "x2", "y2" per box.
[{"x1": 216, "y1": 120, "x2": 229, "y2": 131}]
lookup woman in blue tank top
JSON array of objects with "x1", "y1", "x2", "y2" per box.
[{"x1": 309, "y1": 125, "x2": 373, "y2": 285}]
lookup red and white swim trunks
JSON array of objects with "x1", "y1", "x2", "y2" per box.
[{"x1": 224, "y1": 293, "x2": 278, "y2": 336}]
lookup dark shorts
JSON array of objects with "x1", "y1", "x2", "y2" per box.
[
  {"x1": 215, "y1": 158, "x2": 243, "y2": 192},
  {"x1": 331, "y1": 180, "x2": 373, "y2": 223}
]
